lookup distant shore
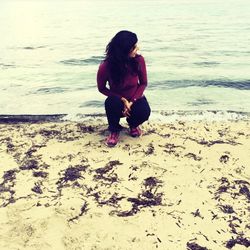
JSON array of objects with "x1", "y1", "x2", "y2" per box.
[{"x1": 0, "y1": 118, "x2": 249, "y2": 249}]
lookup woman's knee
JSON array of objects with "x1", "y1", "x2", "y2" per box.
[
  {"x1": 132, "y1": 99, "x2": 151, "y2": 120},
  {"x1": 145, "y1": 104, "x2": 151, "y2": 119},
  {"x1": 142, "y1": 105, "x2": 151, "y2": 121},
  {"x1": 105, "y1": 96, "x2": 122, "y2": 109}
]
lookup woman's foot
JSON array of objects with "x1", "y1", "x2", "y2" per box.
[
  {"x1": 129, "y1": 126, "x2": 142, "y2": 137},
  {"x1": 106, "y1": 132, "x2": 120, "y2": 147}
]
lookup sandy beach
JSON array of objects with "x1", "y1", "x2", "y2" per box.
[{"x1": 0, "y1": 117, "x2": 249, "y2": 250}]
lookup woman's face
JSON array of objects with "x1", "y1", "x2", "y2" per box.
[{"x1": 128, "y1": 43, "x2": 139, "y2": 58}]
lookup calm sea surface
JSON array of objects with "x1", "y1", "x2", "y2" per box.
[{"x1": 1, "y1": 0, "x2": 250, "y2": 120}]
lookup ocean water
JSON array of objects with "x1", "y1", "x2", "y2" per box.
[{"x1": 1, "y1": 0, "x2": 250, "y2": 121}]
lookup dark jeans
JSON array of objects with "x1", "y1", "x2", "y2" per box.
[{"x1": 105, "y1": 96, "x2": 151, "y2": 132}]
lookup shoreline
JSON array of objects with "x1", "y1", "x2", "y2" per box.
[
  {"x1": 0, "y1": 118, "x2": 249, "y2": 249},
  {"x1": 0, "y1": 109, "x2": 250, "y2": 124}
]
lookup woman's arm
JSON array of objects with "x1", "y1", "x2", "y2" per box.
[
  {"x1": 131, "y1": 56, "x2": 148, "y2": 101},
  {"x1": 97, "y1": 62, "x2": 122, "y2": 98}
]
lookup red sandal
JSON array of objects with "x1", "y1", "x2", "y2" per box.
[
  {"x1": 106, "y1": 132, "x2": 119, "y2": 147},
  {"x1": 129, "y1": 127, "x2": 142, "y2": 137}
]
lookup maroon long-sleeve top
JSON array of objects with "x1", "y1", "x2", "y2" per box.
[{"x1": 97, "y1": 55, "x2": 147, "y2": 102}]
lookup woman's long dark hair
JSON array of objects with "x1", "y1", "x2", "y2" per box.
[{"x1": 105, "y1": 30, "x2": 139, "y2": 85}]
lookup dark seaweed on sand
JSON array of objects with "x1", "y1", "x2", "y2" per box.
[
  {"x1": 144, "y1": 176, "x2": 163, "y2": 188},
  {"x1": 95, "y1": 192, "x2": 125, "y2": 207},
  {"x1": 95, "y1": 160, "x2": 122, "y2": 174},
  {"x1": 0, "y1": 169, "x2": 19, "y2": 207},
  {"x1": 33, "y1": 171, "x2": 48, "y2": 178},
  {"x1": 20, "y1": 159, "x2": 40, "y2": 170},
  {"x1": 56, "y1": 165, "x2": 88, "y2": 193},
  {"x1": 128, "y1": 191, "x2": 162, "y2": 207},
  {"x1": 77, "y1": 124, "x2": 95, "y2": 133},
  {"x1": 93, "y1": 160, "x2": 123, "y2": 185},
  {"x1": 185, "y1": 137, "x2": 241, "y2": 147},
  {"x1": 111, "y1": 177, "x2": 164, "y2": 217},
  {"x1": 2, "y1": 169, "x2": 18, "y2": 183},
  {"x1": 228, "y1": 217, "x2": 243, "y2": 235},
  {"x1": 219, "y1": 205, "x2": 235, "y2": 214},
  {"x1": 226, "y1": 237, "x2": 250, "y2": 249},
  {"x1": 163, "y1": 143, "x2": 185, "y2": 154},
  {"x1": 213, "y1": 177, "x2": 250, "y2": 247},
  {"x1": 39, "y1": 129, "x2": 61, "y2": 138},
  {"x1": 39, "y1": 125, "x2": 83, "y2": 141},
  {"x1": 144, "y1": 143, "x2": 154, "y2": 155},
  {"x1": 185, "y1": 153, "x2": 202, "y2": 161},
  {"x1": 186, "y1": 242, "x2": 208, "y2": 250},
  {"x1": 19, "y1": 145, "x2": 49, "y2": 170},
  {"x1": 239, "y1": 185, "x2": 250, "y2": 200},
  {"x1": 2, "y1": 137, "x2": 15, "y2": 153},
  {"x1": 68, "y1": 201, "x2": 89, "y2": 222},
  {"x1": 64, "y1": 165, "x2": 87, "y2": 181},
  {"x1": 215, "y1": 177, "x2": 250, "y2": 201},
  {"x1": 0, "y1": 169, "x2": 18, "y2": 193},
  {"x1": 191, "y1": 209, "x2": 204, "y2": 219},
  {"x1": 31, "y1": 182, "x2": 43, "y2": 194},
  {"x1": 219, "y1": 155, "x2": 230, "y2": 163},
  {"x1": 63, "y1": 166, "x2": 87, "y2": 182},
  {"x1": 26, "y1": 147, "x2": 38, "y2": 157}
]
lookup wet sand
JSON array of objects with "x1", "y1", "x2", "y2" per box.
[{"x1": 0, "y1": 118, "x2": 249, "y2": 250}]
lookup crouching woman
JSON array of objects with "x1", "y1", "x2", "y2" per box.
[{"x1": 97, "y1": 30, "x2": 151, "y2": 147}]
